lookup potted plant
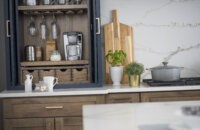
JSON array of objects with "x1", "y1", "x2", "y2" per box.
[
  {"x1": 125, "y1": 62, "x2": 144, "y2": 87},
  {"x1": 106, "y1": 50, "x2": 126, "y2": 85}
]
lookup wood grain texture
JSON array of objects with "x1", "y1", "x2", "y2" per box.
[
  {"x1": 20, "y1": 66, "x2": 90, "y2": 85},
  {"x1": 21, "y1": 60, "x2": 89, "y2": 67},
  {"x1": 55, "y1": 117, "x2": 82, "y2": 130},
  {"x1": 106, "y1": 93, "x2": 140, "y2": 104},
  {"x1": 141, "y1": 91, "x2": 200, "y2": 102},
  {"x1": 3, "y1": 95, "x2": 105, "y2": 119},
  {"x1": 4, "y1": 118, "x2": 54, "y2": 130},
  {"x1": 18, "y1": 5, "x2": 88, "y2": 11},
  {"x1": 104, "y1": 10, "x2": 134, "y2": 84},
  {"x1": 21, "y1": 12, "x2": 89, "y2": 61}
]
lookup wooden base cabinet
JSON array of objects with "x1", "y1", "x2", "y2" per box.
[
  {"x1": 3, "y1": 95, "x2": 105, "y2": 130},
  {"x1": 141, "y1": 91, "x2": 200, "y2": 102},
  {"x1": 106, "y1": 93, "x2": 140, "y2": 104},
  {"x1": 55, "y1": 117, "x2": 82, "y2": 130},
  {"x1": 4, "y1": 118, "x2": 54, "y2": 130}
]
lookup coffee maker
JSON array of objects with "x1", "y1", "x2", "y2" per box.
[{"x1": 63, "y1": 32, "x2": 83, "y2": 61}]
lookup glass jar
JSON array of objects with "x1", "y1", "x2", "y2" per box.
[
  {"x1": 58, "y1": 0, "x2": 66, "y2": 4},
  {"x1": 36, "y1": 46, "x2": 42, "y2": 61},
  {"x1": 50, "y1": 51, "x2": 62, "y2": 61},
  {"x1": 72, "y1": 0, "x2": 82, "y2": 4}
]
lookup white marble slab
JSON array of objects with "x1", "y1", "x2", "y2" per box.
[
  {"x1": 100, "y1": 0, "x2": 200, "y2": 80},
  {"x1": 83, "y1": 101, "x2": 200, "y2": 130},
  {"x1": 1, "y1": 84, "x2": 200, "y2": 98}
]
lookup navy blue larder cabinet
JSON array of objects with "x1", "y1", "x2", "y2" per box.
[{"x1": 1, "y1": 0, "x2": 103, "y2": 90}]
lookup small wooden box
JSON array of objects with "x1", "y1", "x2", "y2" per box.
[
  {"x1": 39, "y1": 69, "x2": 55, "y2": 80},
  {"x1": 56, "y1": 69, "x2": 72, "y2": 84},
  {"x1": 21, "y1": 69, "x2": 39, "y2": 85},
  {"x1": 72, "y1": 67, "x2": 89, "y2": 83}
]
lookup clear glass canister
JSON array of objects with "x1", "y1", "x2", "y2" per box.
[{"x1": 50, "y1": 50, "x2": 62, "y2": 61}]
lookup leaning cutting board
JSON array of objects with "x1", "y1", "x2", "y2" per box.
[{"x1": 104, "y1": 10, "x2": 134, "y2": 84}]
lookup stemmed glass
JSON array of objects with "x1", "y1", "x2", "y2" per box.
[
  {"x1": 51, "y1": 14, "x2": 59, "y2": 40},
  {"x1": 40, "y1": 15, "x2": 48, "y2": 40},
  {"x1": 28, "y1": 16, "x2": 37, "y2": 36}
]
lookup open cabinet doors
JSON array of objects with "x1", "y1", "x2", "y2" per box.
[
  {"x1": 6, "y1": 0, "x2": 18, "y2": 90},
  {"x1": 0, "y1": 0, "x2": 16, "y2": 90},
  {"x1": 92, "y1": 0, "x2": 103, "y2": 86},
  {"x1": 5, "y1": 0, "x2": 102, "y2": 90}
]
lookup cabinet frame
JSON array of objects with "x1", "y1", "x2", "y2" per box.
[
  {"x1": 5, "y1": 0, "x2": 102, "y2": 90},
  {"x1": 141, "y1": 91, "x2": 200, "y2": 102}
]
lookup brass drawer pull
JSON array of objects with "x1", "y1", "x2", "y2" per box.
[
  {"x1": 45, "y1": 106, "x2": 63, "y2": 109},
  {"x1": 6, "y1": 20, "x2": 11, "y2": 38},
  {"x1": 114, "y1": 98, "x2": 131, "y2": 101}
]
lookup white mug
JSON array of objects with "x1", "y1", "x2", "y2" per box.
[{"x1": 43, "y1": 76, "x2": 58, "y2": 92}]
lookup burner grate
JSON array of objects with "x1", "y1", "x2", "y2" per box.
[{"x1": 143, "y1": 77, "x2": 200, "y2": 87}]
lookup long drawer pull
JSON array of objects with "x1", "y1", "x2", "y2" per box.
[
  {"x1": 6, "y1": 20, "x2": 11, "y2": 38},
  {"x1": 113, "y1": 98, "x2": 132, "y2": 101},
  {"x1": 45, "y1": 106, "x2": 63, "y2": 109}
]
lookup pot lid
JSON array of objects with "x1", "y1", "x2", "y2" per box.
[{"x1": 151, "y1": 62, "x2": 182, "y2": 70}]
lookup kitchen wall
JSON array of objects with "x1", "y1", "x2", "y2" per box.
[{"x1": 100, "y1": 0, "x2": 200, "y2": 80}]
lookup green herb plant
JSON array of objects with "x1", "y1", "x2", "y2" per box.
[
  {"x1": 125, "y1": 62, "x2": 144, "y2": 76},
  {"x1": 106, "y1": 50, "x2": 127, "y2": 66}
]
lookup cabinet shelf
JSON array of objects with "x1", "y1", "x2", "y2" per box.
[
  {"x1": 21, "y1": 60, "x2": 89, "y2": 67},
  {"x1": 18, "y1": 4, "x2": 88, "y2": 12}
]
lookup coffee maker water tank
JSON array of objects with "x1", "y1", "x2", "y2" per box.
[{"x1": 63, "y1": 32, "x2": 83, "y2": 61}]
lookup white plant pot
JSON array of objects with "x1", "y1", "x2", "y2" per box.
[{"x1": 110, "y1": 66, "x2": 123, "y2": 86}]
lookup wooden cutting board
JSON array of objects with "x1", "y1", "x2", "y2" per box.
[{"x1": 104, "y1": 10, "x2": 134, "y2": 84}]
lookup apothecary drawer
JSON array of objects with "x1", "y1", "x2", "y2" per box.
[
  {"x1": 3, "y1": 96, "x2": 101, "y2": 119},
  {"x1": 72, "y1": 67, "x2": 89, "y2": 83},
  {"x1": 56, "y1": 68, "x2": 72, "y2": 84},
  {"x1": 39, "y1": 69, "x2": 55, "y2": 80},
  {"x1": 21, "y1": 69, "x2": 39, "y2": 85}
]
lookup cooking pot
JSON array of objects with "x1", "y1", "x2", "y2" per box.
[{"x1": 149, "y1": 62, "x2": 184, "y2": 81}]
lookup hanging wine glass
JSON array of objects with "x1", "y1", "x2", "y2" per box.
[
  {"x1": 40, "y1": 15, "x2": 47, "y2": 40},
  {"x1": 51, "y1": 14, "x2": 59, "y2": 40},
  {"x1": 28, "y1": 16, "x2": 37, "y2": 36}
]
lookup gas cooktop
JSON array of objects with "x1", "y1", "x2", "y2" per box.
[{"x1": 143, "y1": 77, "x2": 200, "y2": 87}]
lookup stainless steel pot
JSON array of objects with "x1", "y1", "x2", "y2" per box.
[{"x1": 149, "y1": 62, "x2": 184, "y2": 81}]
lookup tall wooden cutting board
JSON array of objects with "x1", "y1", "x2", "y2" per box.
[{"x1": 104, "y1": 10, "x2": 134, "y2": 84}]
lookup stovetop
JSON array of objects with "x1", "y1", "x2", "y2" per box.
[{"x1": 143, "y1": 77, "x2": 200, "y2": 87}]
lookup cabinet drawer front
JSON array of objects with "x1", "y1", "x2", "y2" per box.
[
  {"x1": 3, "y1": 96, "x2": 103, "y2": 118},
  {"x1": 4, "y1": 118, "x2": 54, "y2": 130},
  {"x1": 106, "y1": 93, "x2": 140, "y2": 104}
]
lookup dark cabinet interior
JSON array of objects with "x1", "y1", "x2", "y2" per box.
[{"x1": 1, "y1": 0, "x2": 102, "y2": 90}]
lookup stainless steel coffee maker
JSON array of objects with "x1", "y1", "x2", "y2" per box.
[{"x1": 63, "y1": 32, "x2": 83, "y2": 61}]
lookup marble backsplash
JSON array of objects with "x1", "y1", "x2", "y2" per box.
[{"x1": 100, "y1": 0, "x2": 200, "y2": 80}]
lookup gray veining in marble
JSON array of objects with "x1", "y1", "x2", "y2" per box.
[{"x1": 100, "y1": 0, "x2": 200, "y2": 81}]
